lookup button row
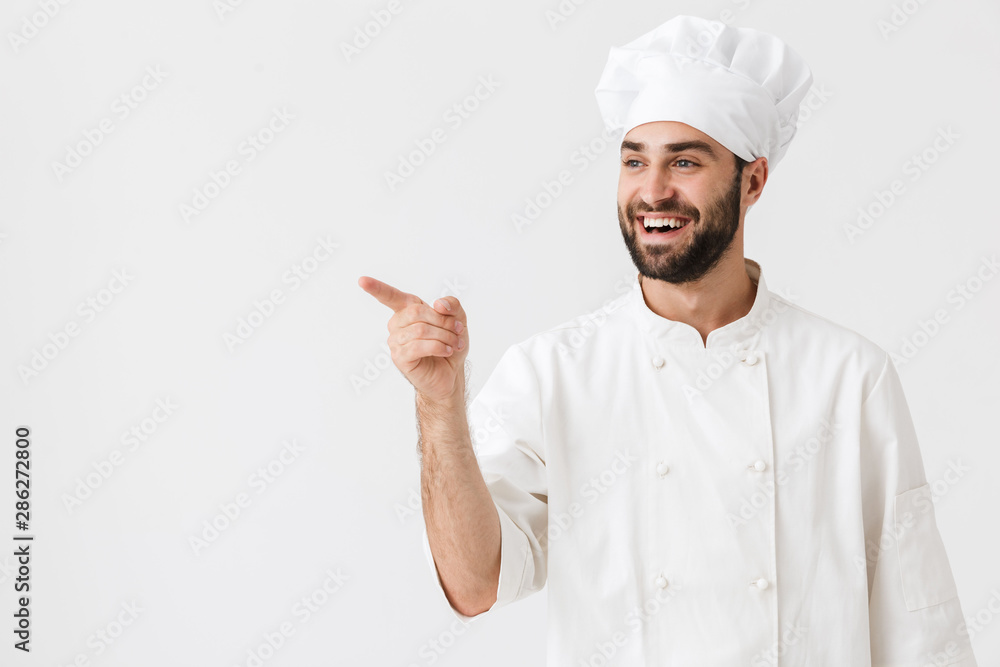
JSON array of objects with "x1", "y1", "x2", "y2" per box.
[
  {"x1": 650, "y1": 351, "x2": 761, "y2": 369},
  {"x1": 652, "y1": 574, "x2": 771, "y2": 591},
  {"x1": 653, "y1": 460, "x2": 768, "y2": 477}
]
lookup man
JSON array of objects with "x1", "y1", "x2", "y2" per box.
[{"x1": 360, "y1": 15, "x2": 979, "y2": 666}]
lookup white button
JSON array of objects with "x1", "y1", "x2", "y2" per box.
[
  {"x1": 656, "y1": 461, "x2": 670, "y2": 477},
  {"x1": 754, "y1": 577, "x2": 769, "y2": 590},
  {"x1": 655, "y1": 575, "x2": 669, "y2": 589},
  {"x1": 743, "y1": 351, "x2": 760, "y2": 365},
  {"x1": 752, "y1": 460, "x2": 767, "y2": 472},
  {"x1": 651, "y1": 355, "x2": 665, "y2": 369}
]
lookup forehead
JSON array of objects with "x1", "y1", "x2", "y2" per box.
[{"x1": 621, "y1": 121, "x2": 726, "y2": 154}]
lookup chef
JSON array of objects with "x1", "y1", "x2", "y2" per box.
[{"x1": 360, "y1": 13, "x2": 980, "y2": 666}]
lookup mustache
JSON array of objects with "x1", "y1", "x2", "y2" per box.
[{"x1": 629, "y1": 203, "x2": 700, "y2": 220}]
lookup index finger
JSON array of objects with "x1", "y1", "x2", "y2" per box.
[{"x1": 358, "y1": 275, "x2": 424, "y2": 312}]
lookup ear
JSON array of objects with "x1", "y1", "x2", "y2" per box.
[{"x1": 743, "y1": 157, "x2": 768, "y2": 206}]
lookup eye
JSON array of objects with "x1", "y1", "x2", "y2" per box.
[
  {"x1": 675, "y1": 159, "x2": 698, "y2": 168},
  {"x1": 623, "y1": 158, "x2": 644, "y2": 169}
]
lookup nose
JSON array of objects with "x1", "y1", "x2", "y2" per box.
[{"x1": 638, "y1": 165, "x2": 677, "y2": 205}]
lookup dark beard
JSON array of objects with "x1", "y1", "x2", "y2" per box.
[{"x1": 617, "y1": 166, "x2": 743, "y2": 285}]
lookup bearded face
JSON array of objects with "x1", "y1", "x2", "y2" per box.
[{"x1": 617, "y1": 156, "x2": 744, "y2": 284}]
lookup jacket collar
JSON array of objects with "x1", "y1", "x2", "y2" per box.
[{"x1": 629, "y1": 257, "x2": 773, "y2": 349}]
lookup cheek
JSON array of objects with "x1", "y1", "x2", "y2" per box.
[
  {"x1": 618, "y1": 175, "x2": 641, "y2": 197},
  {"x1": 684, "y1": 186, "x2": 714, "y2": 209}
]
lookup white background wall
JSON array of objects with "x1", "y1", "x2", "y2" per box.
[{"x1": 1, "y1": 0, "x2": 997, "y2": 665}]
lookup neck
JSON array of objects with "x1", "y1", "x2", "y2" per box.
[{"x1": 638, "y1": 249, "x2": 757, "y2": 347}]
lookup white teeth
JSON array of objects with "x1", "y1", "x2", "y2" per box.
[{"x1": 642, "y1": 217, "x2": 690, "y2": 229}]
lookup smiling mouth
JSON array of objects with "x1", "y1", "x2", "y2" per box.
[{"x1": 638, "y1": 215, "x2": 692, "y2": 233}]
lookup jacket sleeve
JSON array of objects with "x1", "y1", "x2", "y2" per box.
[
  {"x1": 420, "y1": 342, "x2": 549, "y2": 624},
  {"x1": 860, "y1": 351, "x2": 978, "y2": 665}
]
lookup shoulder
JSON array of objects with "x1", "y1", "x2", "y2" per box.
[
  {"x1": 768, "y1": 291, "x2": 890, "y2": 397},
  {"x1": 771, "y1": 292, "x2": 884, "y2": 352}
]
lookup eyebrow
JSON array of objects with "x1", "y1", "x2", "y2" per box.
[{"x1": 620, "y1": 139, "x2": 718, "y2": 159}]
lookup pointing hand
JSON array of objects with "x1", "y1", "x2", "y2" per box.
[{"x1": 358, "y1": 276, "x2": 469, "y2": 403}]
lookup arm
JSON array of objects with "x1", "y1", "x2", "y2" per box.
[
  {"x1": 861, "y1": 352, "x2": 978, "y2": 665},
  {"x1": 358, "y1": 276, "x2": 546, "y2": 623},
  {"x1": 420, "y1": 343, "x2": 549, "y2": 624},
  {"x1": 358, "y1": 276, "x2": 503, "y2": 617},
  {"x1": 417, "y1": 385, "x2": 501, "y2": 618}
]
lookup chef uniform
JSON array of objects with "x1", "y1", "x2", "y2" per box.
[{"x1": 420, "y1": 15, "x2": 979, "y2": 667}]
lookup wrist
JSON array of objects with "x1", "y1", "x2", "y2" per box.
[{"x1": 417, "y1": 383, "x2": 466, "y2": 412}]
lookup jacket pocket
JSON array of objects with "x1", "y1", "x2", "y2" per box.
[{"x1": 893, "y1": 483, "x2": 959, "y2": 611}]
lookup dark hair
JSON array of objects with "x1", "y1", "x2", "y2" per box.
[{"x1": 733, "y1": 154, "x2": 749, "y2": 180}]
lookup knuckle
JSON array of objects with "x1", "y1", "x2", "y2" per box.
[{"x1": 412, "y1": 322, "x2": 430, "y2": 338}]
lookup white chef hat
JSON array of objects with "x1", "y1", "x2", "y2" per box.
[{"x1": 594, "y1": 15, "x2": 813, "y2": 172}]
